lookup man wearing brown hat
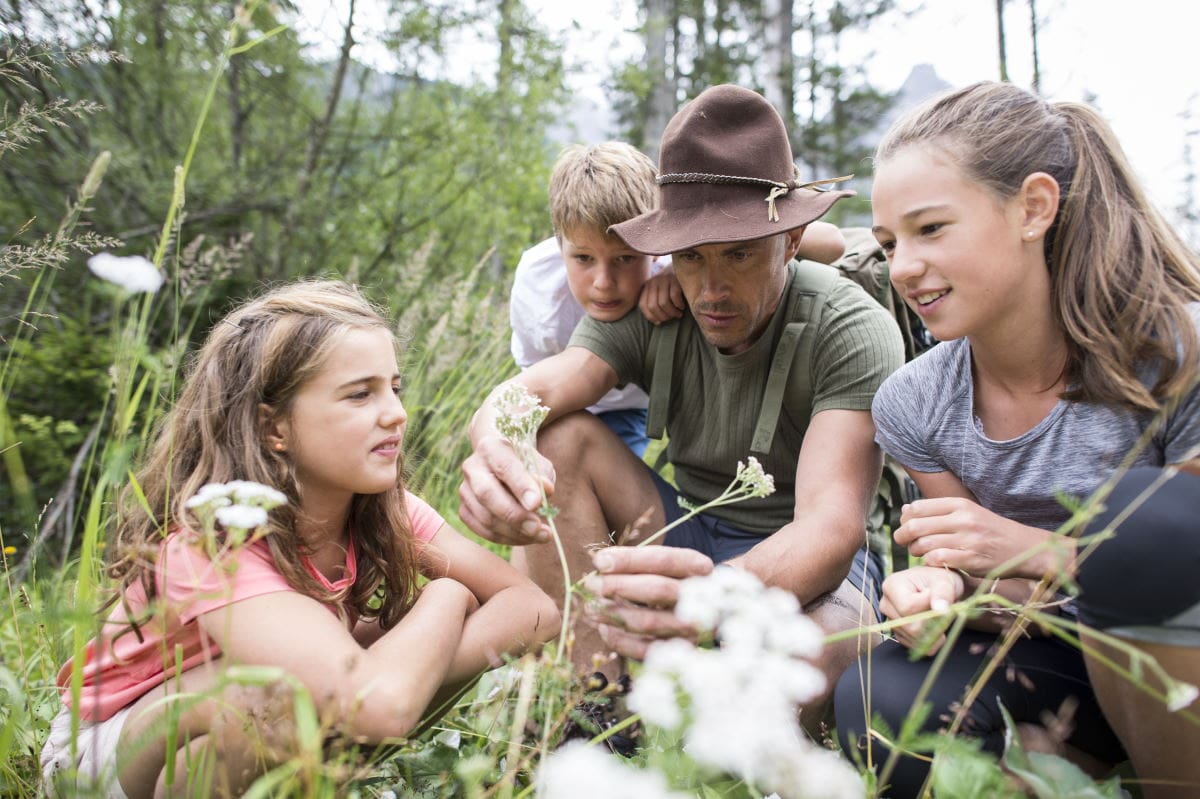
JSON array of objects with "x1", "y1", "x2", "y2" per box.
[{"x1": 460, "y1": 84, "x2": 904, "y2": 725}]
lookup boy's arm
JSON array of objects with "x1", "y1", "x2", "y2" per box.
[
  {"x1": 509, "y1": 245, "x2": 559, "y2": 369},
  {"x1": 795, "y1": 221, "x2": 845, "y2": 264},
  {"x1": 638, "y1": 263, "x2": 686, "y2": 324}
]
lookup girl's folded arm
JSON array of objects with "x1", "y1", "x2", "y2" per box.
[
  {"x1": 422, "y1": 523, "x2": 561, "y2": 682},
  {"x1": 196, "y1": 577, "x2": 473, "y2": 742}
]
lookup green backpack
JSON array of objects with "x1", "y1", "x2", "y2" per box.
[
  {"x1": 831, "y1": 228, "x2": 933, "y2": 568},
  {"x1": 832, "y1": 226, "x2": 931, "y2": 363},
  {"x1": 644, "y1": 227, "x2": 932, "y2": 571}
]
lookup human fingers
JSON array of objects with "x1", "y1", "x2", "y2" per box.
[
  {"x1": 591, "y1": 545, "x2": 714, "y2": 579},
  {"x1": 882, "y1": 581, "x2": 952, "y2": 653},
  {"x1": 667, "y1": 279, "x2": 685, "y2": 312},
  {"x1": 596, "y1": 623, "x2": 656, "y2": 661},
  {"x1": 459, "y1": 451, "x2": 548, "y2": 545},
  {"x1": 639, "y1": 291, "x2": 663, "y2": 324},
  {"x1": 587, "y1": 598, "x2": 698, "y2": 640},
  {"x1": 882, "y1": 568, "x2": 961, "y2": 615},
  {"x1": 893, "y1": 503, "x2": 977, "y2": 547},
  {"x1": 582, "y1": 572, "x2": 683, "y2": 608},
  {"x1": 927, "y1": 572, "x2": 962, "y2": 613},
  {"x1": 897, "y1": 496, "x2": 973, "y2": 528},
  {"x1": 905, "y1": 531, "x2": 975, "y2": 560},
  {"x1": 478, "y1": 435, "x2": 555, "y2": 511},
  {"x1": 638, "y1": 278, "x2": 670, "y2": 323}
]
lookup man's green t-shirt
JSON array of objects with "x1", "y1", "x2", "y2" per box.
[{"x1": 568, "y1": 260, "x2": 904, "y2": 535}]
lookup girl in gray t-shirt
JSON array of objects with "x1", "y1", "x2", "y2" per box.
[{"x1": 834, "y1": 81, "x2": 1200, "y2": 798}]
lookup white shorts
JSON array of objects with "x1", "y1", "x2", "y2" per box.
[{"x1": 40, "y1": 704, "x2": 132, "y2": 799}]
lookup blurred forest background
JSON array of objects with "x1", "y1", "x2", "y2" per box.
[{"x1": 2, "y1": 0, "x2": 1197, "y2": 565}]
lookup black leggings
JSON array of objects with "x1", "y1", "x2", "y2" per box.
[
  {"x1": 835, "y1": 466, "x2": 1200, "y2": 798},
  {"x1": 834, "y1": 632, "x2": 1125, "y2": 798},
  {"x1": 1075, "y1": 467, "x2": 1200, "y2": 638}
]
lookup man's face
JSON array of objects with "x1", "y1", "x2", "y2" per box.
[{"x1": 670, "y1": 229, "x2": 803, "y2": 354}]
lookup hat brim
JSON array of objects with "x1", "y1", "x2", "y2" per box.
[{"x1": 610, "y1": 186, "x2": 855, "y2": 256}]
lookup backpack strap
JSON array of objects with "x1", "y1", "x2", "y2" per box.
[
  {"x1": 646, "y1": 262, "x2": 841, "y2": 449},
  {"x1": 645, "y1": 318, "x2": 680, "y2": 440},
  {"x1": 750, "y1": 263, "x2": 841, "y2": 456}
]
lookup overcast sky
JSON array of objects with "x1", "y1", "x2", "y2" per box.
[{"x1": 295, "y1": 0, "x2": 1200, "y2": 237}]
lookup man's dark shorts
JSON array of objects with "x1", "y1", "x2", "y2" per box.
[{"x1": 647, "y1": 469, "x2": 883, "y2": 619}]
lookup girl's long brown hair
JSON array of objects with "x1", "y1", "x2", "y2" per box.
[
  {"x1": 878, "y1": 81, "x2": 1200, "y2": 411},
  {"x1": 109, "y1": 280, "x2": 420, "y2": 629}
]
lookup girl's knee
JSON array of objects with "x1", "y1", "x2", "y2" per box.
[{"x1": 1078, "y1": 467, "x2": 1200, "y2": 632}]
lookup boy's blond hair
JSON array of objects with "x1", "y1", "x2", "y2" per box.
[{"x1": 549, "y1": 142, "x2": 658, "y2": 238}]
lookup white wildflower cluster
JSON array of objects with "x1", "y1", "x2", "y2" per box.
[
  {"x1": 493, "y1": 383, "x2": 549, "y2": 453},
  {"x1": 537, "y1": 742, "x2": 690, "y2": 799},
  {"x1": 627, "y1": 568, "x2": 863, "y2": 799},
  {"x1": 87, "y1": 253, "x2": 164, "y2": 294},
  {"x1": 184, "y1": 480, "x2": 286, "y2": 544},
  {"x1": 735, "y1": 455, "x2": 776, "y2": 498}
]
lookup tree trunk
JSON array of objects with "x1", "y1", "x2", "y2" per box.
[
  {"x1": 498, "y1": 0, "x2": 515, "y2": 96},
  {"x1": 763, "y1": 0, "x2": 795, "y2": 135},
  {"x1": 806, "y1": 0, "x2": 820, "y2": 176},
  {"x1": 227, "y1": 3, "x2": 245, "y2": 170},
  {"x1": 643, "y1": 0, "x2": 675, "y2": 159},
  {"x1": 693, "y1": 0, "x2": 708, "y2": 95},
  {"x1": 1029, "y1": 0, "x2": 1041, "y2": 94},
  {"x1": 996, "y1": 0, "x2": 1008, "y2": 82},
  {"x1": 274, "y1": 0, "x2": 356, "y2": 272}
]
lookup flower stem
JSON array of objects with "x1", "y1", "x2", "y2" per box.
[
  {"x1": 636, "y1": 485, "x2": 757, "y2": 548},
  {"x1": 544, "y1": 514, "x2": 573, "y2": 666}
]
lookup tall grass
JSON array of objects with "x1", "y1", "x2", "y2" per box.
[{"x1": 2, "y1": 20, "x2": 1199, "y2": 799}]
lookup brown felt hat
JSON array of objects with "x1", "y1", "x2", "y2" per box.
[{"x1": 611, "y1": 84, "x2": 854, "y2": 256}]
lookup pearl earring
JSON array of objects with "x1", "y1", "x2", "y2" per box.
[
  {"x1": 1025, "y1": 230, "x2": 1035, "y2": 240},
  {"x1": 274, "y1": 442, "x2": 285, "y2": 451}
]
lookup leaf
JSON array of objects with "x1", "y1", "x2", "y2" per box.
[
  {"x1": 293, "y1": 688, "x2": 322, "y2": 755},
  {"x1": 223, "y1": 664, "x2": 289, "y2": 686},
  {"x1": 1000, "y1": 701, "x2": 1123, "y2": 798},
  {"x1": 928, "y1": 736, "x2": 1018, "y2": 799},
  {"x1": 241, "y1": 761, "x2": 301, "y2": 799}
]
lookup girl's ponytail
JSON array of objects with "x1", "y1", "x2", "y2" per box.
[{"x1": 1052, "y1": 101, "x2": 1200, "y2": 410}]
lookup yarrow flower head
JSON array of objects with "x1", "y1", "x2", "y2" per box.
[
  {"x1": 215, "y1": 504, "x2": 268, "y2": 531},
  {"x1": 225, "y1": 480, "x2": 288, "y2": 508},
  {"x1": 493, "y1": 383, "x2": 549, "y2": 451},
  {"x1": 184, "y1": 480, "x2": 286, "y2": 548},
  {"x1": 735, "y1": 455, "x2": 775, "y2": 498},
  {"x1": 627, "y1": 568, "x2": 862, "y2": 799},
  {"x1": 87, "y1": 253, "x2": 164, "y2": 294},
  {"x1": 184, "y1": 482, "x2": 233, "y2": 511},
  {"x1": 675, "y1": 566, "x2": 823, "y2": 659},
  {"x1": 537, "y1": 742, "x2": 690, "y2": 799}
]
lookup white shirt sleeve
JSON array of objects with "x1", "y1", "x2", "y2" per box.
[{"x1": 509, "y1": 238, "x2": 583, "y2": 369}]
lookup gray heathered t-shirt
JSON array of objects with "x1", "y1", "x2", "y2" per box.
[{"x1": 872, "y1": 306, "x2": 1200, "y2": 531}]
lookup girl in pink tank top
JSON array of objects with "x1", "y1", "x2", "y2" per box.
[{"x1": 42, "y1": 280, "x2": 559, "y2": 798}]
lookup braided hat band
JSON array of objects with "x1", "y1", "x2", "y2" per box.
[{"x1": 655, "y1": 172, "x2": 855, "y2": 222}]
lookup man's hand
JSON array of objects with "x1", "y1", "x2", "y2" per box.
[
  {"x1": 894, "y1": 497, "x2": 1069, "y2": 580},
  {"x1": 458, "y1": 434, "x2": 555, "y2": 546},
  {"x1": 880, "y1": 566, "x2": 964, "y2": 655},
  {"x1": 638, "y1": 266, "x2": 686, "y2": 324},
  {"x1": 582, "y1": 545, "x2": 713, "y2": 660}
]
